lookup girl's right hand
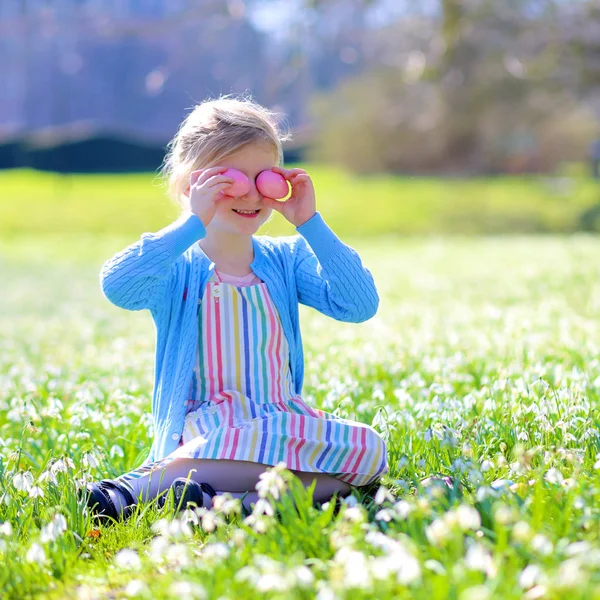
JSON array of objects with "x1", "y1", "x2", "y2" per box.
[{"x1": 185, "y1": 167, "x2": 234, "y2": 228}]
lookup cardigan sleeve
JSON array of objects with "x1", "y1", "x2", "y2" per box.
[
  {"x1": 293, "y1": 212, "x2": 379, "y2": 322},
  {"x1": 99, "y1": 212, "x2": 206, "y2": 312}
]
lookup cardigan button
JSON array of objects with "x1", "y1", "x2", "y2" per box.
[{"x1": 171, "y1": 433, "x2": 179, "y2": 440}]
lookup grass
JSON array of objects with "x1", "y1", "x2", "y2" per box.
[
  {"x1": 1, "y1": 166, "x2": 599, "y2": 237},
  {"x1": 1, "y1": 228, "x2": 600, "y2": 598}
]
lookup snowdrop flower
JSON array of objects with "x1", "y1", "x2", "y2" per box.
[
  {"x1": 544, "y1": 468, "x2": 563, "y2": 484},
  {"x1": 512, "y1": 521, "x2": 533, "y2": 543},
  {"x1": 148, "y1": 536, "x2": 170, "y2": 564},
  {"x1": 243, "y1": 514, "x2": 270, "y2": 534},
  {"x1": 40, "y1": 514, "x2": 67, "y2": 543},
  {"x1": 557, "y1": 558, "x2": 585, "y2": 588},
  {"x1": 114, "y1": 548, "x2": 142, "y2": 570},
  {"x1": 393, "y1": 500, "x2": 412, "y2": 519},
  {"x1": 334, "y1": 547, "x2": 371, "y2": 589},
  {"x1": 29, "y1": 486, "x2": 44, "y2": 499},
  {"x1": 255, "y1": 573, "x2": 291, "y2": 592},
  {"x1": 341, "y1": 506, "x2": 366, "y2": 523},
  {"x1": 124, "y1": 580, "x2": 147, "y2": 597},
  {"x1": 0, "y1": 522, "x2": 13, "y2": 536},
  {"x1": 166, "y1": 543, "x2": 191, "y2": 569},
  {"x1": 169, "y1": 581, "x2": 206, "y2": 599},
  {"x1": 374, "y1": 485, "x2": 395, "y2": 505},
  {"x1": 82, "y1": 452, "x2": 99, "y2": 469},
  {"x1": 13, "y1": 471, "x2": 33, "y2": 493},
  {"x1": 519, "y1": 565, "x2": 544, "y2": 589},
  {"x1": 459, "y1": 586, "x2": 491, "y2": 600},
  {"x1": 38, "y1": 469, "x2": 58, "y2": 485},
  {"x1": 375, "y1": 508, "x2": 395, "y2": 522},
  {"x1": 480, "y1": 460, "x2": 493, "y2": 472},
  {"x1": 255, "y1": 463, "x2": 288, "y2": 499},
  {"x1": 109, "y1": 445, "x2": 124, "y2": 458},
  {"x1": 425, "y1": 518, "x2": 451, "y2": 547},
  {"x1": 530, "y1": 534, "x2": 553, "y2": 556},
  {"x1": 424, "y1": 559, "x2": 447, "y2": 575},
  {"x1": 201, "y1": 510, "x2": 217, "y2": 533},
  {"x1": 26, "y1": 542, "x2": 46, "y2": 564},
  {"x1": 315, "y1": 584, "x2": 338, "y2": 600},
  {"x1": 202, "y1": 542, "x2": 230, "y2": 561},
  {"x1": 464, "y1": 543, "x2": 497, "y2": 577},
  {"x1": 293, "y1": 565, "x2": 315, "y2": 588},
  {"x1": 456, "y1": 505, "x2": 481, "y2": 531},
  {"x1": 212, "y1": 493, "x2": 241, "y2": 516}
]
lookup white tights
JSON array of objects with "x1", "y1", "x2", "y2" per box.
[{"x1": 109, "y1": 458, "x2": 352, "y2": 515}]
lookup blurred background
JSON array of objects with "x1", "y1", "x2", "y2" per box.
[{"x1": 2, "y1": 0, "x2": 600, "y2": 237}]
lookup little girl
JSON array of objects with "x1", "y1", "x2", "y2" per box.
[{"x1": 85, "y1": 96, "x2": 388, "y2": 519}]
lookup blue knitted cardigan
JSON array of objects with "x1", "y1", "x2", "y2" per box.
[{"x1": 99, "y1": 211, "x2": 379, "y2": 464}]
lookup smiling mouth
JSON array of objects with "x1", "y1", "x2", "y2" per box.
[{"x1": 232, "y1": 209, "x2": 260, "y2": 215}]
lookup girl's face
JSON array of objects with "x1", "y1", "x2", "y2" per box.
[{"x1": 207, "y1": 141, "x2": 277, "y2": 235}]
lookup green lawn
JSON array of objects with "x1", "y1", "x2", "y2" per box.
[
  {"x1": 1, "y1": 230, "x2": 600, "y2": 598},
  {"x1": 1, "y1": 166, "x2": 599, "y2": 236}
]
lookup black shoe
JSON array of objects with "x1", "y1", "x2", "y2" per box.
[
  {"x1": 84, "y1": 479, "x2": 136, "y2": 522},
  {"x1": 158, "y1": 478, "x2": 215, "y2": 512}
]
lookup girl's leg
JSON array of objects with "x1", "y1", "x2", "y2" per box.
[{"x1": 110, "y1": 458, "x2": 353, "y2": 513}]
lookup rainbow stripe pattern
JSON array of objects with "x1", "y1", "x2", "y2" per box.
[{"x1": 123, "y1": 270, "x2": 388, "y2": 487}]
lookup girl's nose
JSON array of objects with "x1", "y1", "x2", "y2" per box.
[{"x1": 244, "y1": 179, "x2": 261, "y2": 202}]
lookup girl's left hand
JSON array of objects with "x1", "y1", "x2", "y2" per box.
[{"x1": 261, "y1": 167, "x2": 317, "y2": 228}]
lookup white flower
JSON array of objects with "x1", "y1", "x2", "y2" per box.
[
  {"x1": 110, "y1": 445, "x2": 124, "y2": 458},
  {"x1": 342, "y1": 506, "x2": 366, "y2": 523},
  {"x1": 169, "y1": 581, "x2": 206, "y2": 599},
  {"x1": 202, "y1": 542, "x2": 230, "y2": 561},
  {"x1": 530, "y1": 534, "x2": 553, "y2": 556},
  {"x1": 40, "y1": 514, "x2": 67, "y2": 543},
  {"x1": 456, "y1": 505, "x2": 481, "y2": 531},
  {"x1": 114, "y1": 548, "x2": 141, "y2": 570},
  {"x1": 465, "y1": 543, "x2": 496, "y2": 577},
  {"x1": 424, "y1": 559, "x2": 446, "y2": 575},
  {"x1": 519, "y1": 564, "x2": 543, "y2": 589},
  {"x1": 0, "y1": 522, "x2": 13, "y2": 536},
  {"x1": 251, "y1": 498, "x2": 275, "y2": 517},
  {"x1": 393, "y1": 500, "x2": 412, "y2": 519},
  {"x1": 557, "y1": 558, "x2": 585, "y2": 588},
  {"x1": 124, "y1": 580, "x2": 147, "y2": 597},
  {"x1": 293, "y1": 565, "x2": 315, "y2": 587},
  {"x1": 512, "y1": 521, "x2": 533, "y2": 543},
  {"x1": 255, "y1": 573, "x2": 291, "y2": 592},
  {"x1": 29, "y1": 486, "x2": 44, "y2": 499},
  {"x1": 26, "y1": 542, "x2": 46, "y2": 564},
  {"x1": 334, "y1": 547, "x2": 371, "y2": 589},
  {"x1": 51, "y1": 458, "x2": 70, "y2": 474},
  {"x1": 374, "y1": 485, "x2": 395, "y2": 505},
  {"x1": 38, "y1": 470, "x2": 58, "y2": 485},
  {"x1": 13, "y1": 471, "x2": 33, "y2": 493},
  {"x1": 425, "y1": 518, "x2": 451, "y2": 546},
  {"x1": 459, "y1": 586, "x2": 491, "y2": 600},
  {"x1": 82, "y1": 452, "x2": 99, "y2": 469},
  {"x1": 255, "y1": 464, "x2": 288, "y2": 499},
  {"x1": 315, "y1": 584, "x2": 338, "y2": 600},
  {"x1": 544, "y1": 468, "x2": 563, "y2": 485},
  {"x1": 480, "y1": 460, "x2": 493, "y2": 472}
]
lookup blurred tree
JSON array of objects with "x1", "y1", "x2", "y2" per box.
[{"x1": 306, "y1": 0, "x2": 600, "y2": 175}]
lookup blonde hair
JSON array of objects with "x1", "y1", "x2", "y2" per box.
[{"x1": 161, "y1": 94, "x2": 290, "y2": 207}]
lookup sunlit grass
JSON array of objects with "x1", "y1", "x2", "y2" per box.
[
  {"x1": 1, "y1": 167, "x2": 598, "y2": 237},
  {"x1": 1, "y1": 233, "x2": 600, "y2": 598}
]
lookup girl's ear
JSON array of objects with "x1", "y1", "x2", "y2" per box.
[{"x1": 183, "y1": 185, "x2": 190, "y2": 197}]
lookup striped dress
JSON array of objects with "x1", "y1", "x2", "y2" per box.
[{"x1": 125, "y1": 267, "x2": 388, "y2": 488}]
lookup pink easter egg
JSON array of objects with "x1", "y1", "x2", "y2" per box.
[
  {"x1": 222, "y1": 168, "x2": 251, "y2": 197},
  {"x1": 256, "y1": 170, "x2": 289, "y2": 199}
]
